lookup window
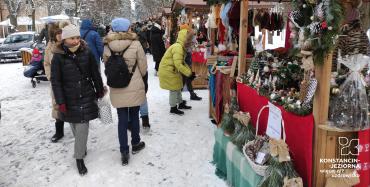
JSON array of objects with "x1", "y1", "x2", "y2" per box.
[
  {"x1": 27, "y1": 25, "x2": 32, "y2": 31},
  {"x1": 4, "y1": 34, "x2": 33, "y2": 44}
]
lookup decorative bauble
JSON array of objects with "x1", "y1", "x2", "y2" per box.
[{"x1": 303, "y1": 4, "x2": 307, "y2": 8}]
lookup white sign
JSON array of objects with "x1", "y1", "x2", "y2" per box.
[
  {"x1": 266, "y1": 102, "x2": 282, "y2": 139},
  {"x1": 255, "y1": 152, "x2": 266, "y2": 165}
]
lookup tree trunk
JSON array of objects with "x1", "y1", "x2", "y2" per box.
[
  {"x1": 74, "y1": 0, "x2": 79, "y2": 17},
  {"x1": 32, "y1": 9, "x2": 36, "y2": 31},
  {"x1": 31, "y1": 0, "x2": 36, "y2": 31},
  {"x1": 9, "y1": 14, "x2": 17, "y2": 32}
]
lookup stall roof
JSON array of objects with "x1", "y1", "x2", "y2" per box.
[{"x1": 172, "y1": 0, "x2": 208, "y2": 11}]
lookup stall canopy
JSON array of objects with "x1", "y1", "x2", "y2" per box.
[
  {"x1": 40, "y1": 14, "x2": 70, "y2": 23},
  {"x1": 0, "y1": 17, "x2": 42, "y2": 26},
  {"x1": 172, "y1": 0, "x2": 208, "y2": 11}
]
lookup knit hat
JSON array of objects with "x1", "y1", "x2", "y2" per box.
[
  {"x1": 61, "y1": 24, "x2": 80, "y2": 40},
  {"x1": 32, "y1": 48, "x2": 40, "y2": 55},
  {"x1": 111, "y1": 18, "x2": 131, "y2": 32}
]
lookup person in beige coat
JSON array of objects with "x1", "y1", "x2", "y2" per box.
[
  {"x1": 103, "y1": 18, "x2": 147, "y2": 166},
  {"x1": 44, "y1": 21, "x2": 69, "y2": 143}
]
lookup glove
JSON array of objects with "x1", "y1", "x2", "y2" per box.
[
  {"x1": 59, "y1": 104, "x2": 67, "y2": 113},
  {"x1": 189, "y1": 72, "x2": 196, "y2": 81}
]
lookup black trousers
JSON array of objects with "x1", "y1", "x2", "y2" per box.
[{"x1": 183, "y1": 75, "x2": 194, "y2": 93}]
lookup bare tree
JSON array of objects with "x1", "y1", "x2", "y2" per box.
[
  {"x1": 3, "y1": 0, "x2": 22, "y2": 31},
  {"x1": 79, "y1": 0, "x2": 132, "y2": 25},
  {"x1": 134, "y1": 0, "x2": 171, "y2": 21}
]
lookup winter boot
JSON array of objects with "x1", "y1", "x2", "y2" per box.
[
  {"x1": 76, "y1": 159, "x2": 88, "y2": 176},
  {"x1": 132, "y1": 142, "x2": 146, "y2": 154},
  {"x1": 170, "y1": 106, "x2": 184, "y2": 115},
  {"x1": 121, "y1": 152, "x2": 130, "y2": 166},
  {"x1": 141, "y1": 115, "x2": 150, "y2": 129},
  {"x1": 51, "y1": 119, "x2": 64, "y2": 143},
  {"x1": 190, "y1": 92, "x2": 202, "y2": 101},
  {"x1": 178, "y1": 100, "x2": 192, "y2": 110}
]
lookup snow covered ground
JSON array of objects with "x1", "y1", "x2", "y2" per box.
[{"x1": 0, "y1": 56, "x2": 227, "y2": 187}]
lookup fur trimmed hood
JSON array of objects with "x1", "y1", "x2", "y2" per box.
[
  {"x1": 104, "y1": 32, "x2": 138, "y2": 44},
  {"x1": 104, "y1": 32, "x2": 139, "y2": 53},
  {"x1": 52, "y1": 40, "x2": 88, "y2": 54},
  {"x1": 48, "y1": 21, "x2": 70, "y2": 42}
]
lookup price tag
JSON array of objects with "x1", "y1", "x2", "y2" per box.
[
  {"x1": 266, "y1": 102, "x2": 282, "y2": 139},
  {"x1": 255, "y1": 152, "x2": 266, "y2": 165}
]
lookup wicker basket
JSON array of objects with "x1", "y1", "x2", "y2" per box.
[{"x1": 242, "y1": 105, "x2": 286, "y2": 176}]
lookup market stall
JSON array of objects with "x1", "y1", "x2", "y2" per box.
[
  {"x1": 207, "y1": 0, "x2": 370, "y2": 187},
  {"x1": 171, "y1": 0, "x2": 210, "y2": 89}
]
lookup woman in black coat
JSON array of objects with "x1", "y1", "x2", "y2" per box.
[
  {"x1": 50, "y1": 25, "x2": 105, "y2": 176},
  {"x1": 149, "y1": 21, "x2": 166, "y2": 73}
]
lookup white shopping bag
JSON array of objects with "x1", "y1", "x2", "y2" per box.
[{"x1": 97, "y1": 95, "x2": 113, "y2": 124}]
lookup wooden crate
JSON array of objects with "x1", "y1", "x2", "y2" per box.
[
  {"x1": 21, "y1": 50, "x2": 32, "y2": 66},
  {"x1": 192, "y1": 62, "x2": 208, "y2": 89}
]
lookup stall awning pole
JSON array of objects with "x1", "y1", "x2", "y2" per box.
[{"x1": 238, "y1": 0, "x2": 249, "y2": 76}]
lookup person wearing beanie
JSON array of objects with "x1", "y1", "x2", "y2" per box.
[
  {"x1": 80, "y1": 19, "x2": 104, "y2": 70},
  {"x1": 44, "y1": 21, "x2": 70, "y2": 143},
  {"x1": 23, "y1": 47, "x2": 43, "y2": 77},
  {"x1": 103, "y1": 18, "x2": 147, "y2": 166},
  {"x1": 158, "y1": 28, "x2": 196, "y2": 115},
  {"x1": 50, "y1": 24, "x2": 105, "y2": 176}
]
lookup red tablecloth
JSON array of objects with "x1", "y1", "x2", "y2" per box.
[
  {"x1": 357, "y1": 129, "x2": 370, "y2": 187},
  {"x1": 237, "y1": 83, "x2": 314, "y2": 187},
  {"x1": 192, "y1": 51, "x2": 207, "y2": 64}
]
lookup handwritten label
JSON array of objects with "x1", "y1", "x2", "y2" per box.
[{"x1": 266, "y1": 102, "x2": 282, "y2": 139}]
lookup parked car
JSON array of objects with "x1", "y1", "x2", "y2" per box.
[{"x1": 0, "y1": 32, "x2": 38, "y2": 63}]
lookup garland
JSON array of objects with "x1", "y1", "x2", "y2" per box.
[
  {"x1": 258, "y1": 157, "x2": 301, "y2": 187},
  {"x1": 291, "y1": 0, "x2": 344, "y2": 65}
]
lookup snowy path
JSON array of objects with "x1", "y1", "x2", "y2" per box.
[{"x1": 0, "y1": 56, "x2": 227, "y2": 187}]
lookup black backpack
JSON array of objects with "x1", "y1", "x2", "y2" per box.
[{"x1": 104, "y1": 45, "x2": 138, "y2": 88}]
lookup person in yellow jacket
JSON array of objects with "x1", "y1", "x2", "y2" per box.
[{"x1": 158, "y1": 28, "x2": 196, "y2": 115}]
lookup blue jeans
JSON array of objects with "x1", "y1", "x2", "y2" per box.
[
  {"x1": 117, "y1": 106, "x2": 141, "y2": 153},
  {"x1": 139, "y1": 98, "x2": 148, "y2": 117}
]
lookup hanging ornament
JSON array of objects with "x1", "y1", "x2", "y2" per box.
[
  {"x1": 328, "y1": 26, "x2": 333, "y2": 31},
  {"x1": 302, "y1": 78, "x2": 318, "y2": 109},
  {"x1": 310, "y1": 16, "x2": 314, "y2": 21},
  {"x1": 302, "y1": 4, "x2": 307, "y2": 8},
  {"x1": 308, "y1": 22, "x2": 322, "y2": 34},
  {"x1": 301, "y1": 54, "x2": 314, "y2": 71}
]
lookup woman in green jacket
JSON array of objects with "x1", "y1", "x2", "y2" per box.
[{"x1": 158, "y1": 28, "x2": 195, "y2": 115}]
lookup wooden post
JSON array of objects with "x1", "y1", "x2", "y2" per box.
[
  {"x1": 312, "y1": 53, "x2": 333, "y2": 187},
  {"x1": 237, "y1": 0, "x2": 249, "y2": 76}
]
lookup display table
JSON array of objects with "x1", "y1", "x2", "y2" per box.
[
  {"x1": 213, "y1": 128, "x2": 262, "y2": 187},
  {"x1": 237, "y1": 83, "x2": 314, "y2": 187}
]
